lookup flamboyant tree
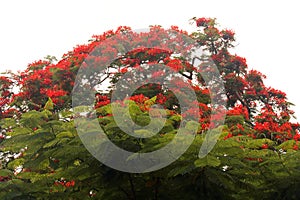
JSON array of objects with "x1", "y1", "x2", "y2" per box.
[{"x1": 0, "y1": 17, "x2": 300, "y2": 199}]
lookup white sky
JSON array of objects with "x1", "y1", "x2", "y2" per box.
[{"x1": 0, "y1": 0, "x2": 299, "y2": 121}]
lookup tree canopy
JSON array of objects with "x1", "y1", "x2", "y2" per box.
[{"x1": 0, "y1": 17, "x2": 299, "y2": 199}]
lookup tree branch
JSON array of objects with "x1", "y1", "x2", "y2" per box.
[{"x1": 128, "y1": 174, "x2": 136, "y2": 200}]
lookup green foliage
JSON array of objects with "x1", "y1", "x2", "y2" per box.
[
  {"x1": 194, "y1": 155, "x2": 221, "y2": 167},
  {"x1": 0, "y1": 105, "x2": 300, "y2": 199}
]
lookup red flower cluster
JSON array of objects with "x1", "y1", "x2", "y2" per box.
[
  {"x1": 261, "y1": 143, "x2": 269, "y2": 149},
  {"x1": 40, "y1": 87, "x2": 67, "y2": 104},
  {"x1": 224, "y1": 133, "x2": 233, "y2": 140},
  {"x1": 227, "y1": 104, "x2": 249, "y2": 120},
  {"x1": 95, "y1": 94, "x2": 110, "y2": 108},
  {"x1": 221, "y1": 29, "x2": 235, "y2": 40},
  {"x1": 293, "y1": 131, "x2": 300, "y2": 141},
  {"x1": 165, "y1": 58, "x2": 184, "y2": 71},
  {"x1": 156, "y1": 93, "x2": 167, "y2": 105},
  {"x1": 254, "y1": 105, "x2": 298, "y2": 140},
  {"x1": 245, "y1": 157, "x2": 263, "y2": 162},
  {"x1": 196, "y1": 17, "x2": 211, "y2": 27},
  {"x1": 120, "y1": 67, "x2": 128, "y2": 74},
  {"x1": 0, "y1": 98, "x2": 9, "y2": 107},
  {"x1": 293, "y1": 144, "x2": 299, "y2": 150},
  {"x1": 130, "y1": 94, "x2": 149, "y2": 104},
  {"x1": 0, "y1": 176, "x2": 11, "y2": 182},
  {"x1": 230, "y1": 55, "x2": 247, "y2": 68},
  {"x1": 54, "y1": 179, "x2": 75, "y2": 188}
]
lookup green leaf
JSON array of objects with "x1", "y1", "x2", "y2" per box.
[
  {"x1": 59, "y1": 109, "x2": 73, "y2": 118},
  {"x1": 96, "y1": 104, "x2": 112, "y2": 115},
  {"x1": 185, "y1": 121, "x2": 200, "y2": 131},
  {"x1": 44, "y1": 97, "x2": 54, "y2": 110},
  {"x1": 168, "y1": 164, "x2": 195, "y2": 177},
  {"x1": 128, "y1": 101, "x2": 143, "y2": 116},
  {"x1": 194, "y1": 155, "x2": 221, "y2": 168},
  {"x1": 134, "y1": 129, "x2": 154, "y2": 137},
  {"x1": 20, "y1": 110, "x2": 47, "y2": 129},
  {"x1": 0, "y1": 118, "x2": 17, "y2": 129},
  {"x1": 0, "y1": 169, "x2": 14, "y2": 176},
  {"x1": 135, "y1": 115, "x2": 151, "y2": 126},
  {"x1": 144, "y1": 96, "x2": 157, "y2": 106},
  {"x1": 38, "y1": 159, "x2": 50, "y2": 170},
  {"x1": 43, "y1": 139, "x2": 60, "y2": 148},
  {"x1": 42, "y1": 109, "x2": 53, "y2": 118},
  {"x1": 277, "y1": 140, "x2": 296, "y2": 150},
  {"x1": 56, "y1": 131, "x2": 74, "y2": 138},
  {"x1": 7, "y1": 127, "x2": 31, "y2": 136},
  {"x1": 7, "y1": 158, "x2": 25, "y2": 170},
  {"x1": 245, "y1": 138, "x2": 274, "y2": 149},
  {"x1": 169, "y1": 114, "x2": 182, "y2": 122},
  {"x1": 17, "y1": 172, "x2": 43, "y2": 183}
]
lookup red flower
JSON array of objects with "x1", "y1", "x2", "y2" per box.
[
  {"x1": 165, "y1": 59, "x2": 183, "y2": 71},
  {"x1": 227, "y1": 104, "x2": 249, "y2": 120},
  {"x1": 120, "y1": 68, "x2": 128, "y2": 73},
  {"x1": 261, "y1": 144, "x2": 268, "y2": 149},
  {"x1": 156, "y1": 93, "x2": 167, "y2": 105},
  {"x1": 293, "y1": 145, "x2": 298, "y2": 150},
  {"x1": 65, "y1": 182, "x2": 71, "y2": 187},
  {"x1": 196, "y1": 17, "x2": 211, "y2": 27},
  {"x1": 54, "y1": 179, "x2": 75, "y2": 187},
  {"x1": 0, "y1": 176, "x2": 11, "y2": 182},
  {"x1": 95, "y1": 97, "x2": 110, "y2": 108},
  {"x1": 130, "y1": 94, "x2": 149, "y2": 104},
  {"x1": 236, "y1": 124, "x2": 245, "y2": 131},
  {"x1": 224, "y1": 133, "x2": 233, "y2": 140},
  {"x1": 221, "y1": 29, "x2": 235, "y2": 40},
  {"x1": 65, "y1": 180, "x2": 75, "y2": 187},
  {"x1": 230, "y1": 55, "x2": 247, "y2": 67},
  {"x1": 293, "y1": 131, "x2": 300, "y2": 141},
  {"x1": 70, "y1": 180, "x2": 75, "y2": 187}
]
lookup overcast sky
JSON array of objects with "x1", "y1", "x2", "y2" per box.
[{"x1": 0, "y1": 0, "x2": 299, "y2": 121}]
